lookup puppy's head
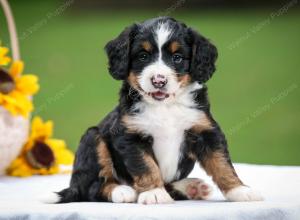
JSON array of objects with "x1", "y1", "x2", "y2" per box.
[{"x1": 105, "y1": 17, "x2": 217, "y2": 103}]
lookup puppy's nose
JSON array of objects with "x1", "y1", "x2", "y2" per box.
[{"x1": 151, "y1": 74, "x2": 168, "y2": 88}]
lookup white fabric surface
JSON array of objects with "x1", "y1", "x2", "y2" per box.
[{"x1": 0, "y1": 163, "x2": 300, "y2": 220}]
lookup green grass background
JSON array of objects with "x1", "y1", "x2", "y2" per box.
[{"x1": 1, "y1": 1, "x2": 299, "y2": 165}]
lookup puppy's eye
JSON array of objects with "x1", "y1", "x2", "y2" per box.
[
  {"x1": 138, "y1": 52, "x2": 150, "y2": 62},
  {"x1": 172, "y1": 53, "x2": 183, "y2": 64}
]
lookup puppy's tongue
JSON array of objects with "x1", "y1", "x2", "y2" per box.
[{"x1": 151, "y1": 91, "x2": 169, "y2": 101}]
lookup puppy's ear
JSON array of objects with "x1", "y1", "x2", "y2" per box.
[
  {"x1": 105, "y1": 24, "x2": 138, "y2": 80},
  {"x1": 188, "y1": 28, "x2": 218, "y2": 83}
]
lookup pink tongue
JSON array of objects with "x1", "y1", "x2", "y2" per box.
[
  {"x1": 152, "y1": 91, "x2": 169, "y2": 99},
  {"x1": 154, "y1": 91, "x2": 165, "y2": 96}
]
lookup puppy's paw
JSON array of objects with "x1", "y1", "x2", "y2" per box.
[
  {"x1": 137, "y1": 188, "x2": 174, "y2": 205},
  {"x1": 39, "y1": 192, "x2": 61, "y2": 204},
  {"x1": 225, "y1": 185, "x2": 264, "y2": 202},
  {"x1": 186, "y1": 179, "x2": 213, "y2": 200},
  {"x1": 111, "y1": 185, "x2": 137, "y2": 203}
]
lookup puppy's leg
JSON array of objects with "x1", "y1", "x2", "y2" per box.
[
  {"x1": 189, "y1": 127, "x2": 263, "y2": 202},
  {"x1": 97, "y1": 140, "x2": 137, "y2": 203},
  {"x1": 134, "y1": 154, "x2": 174, "y2": 204},
  {"x1": 168, "y1": 178, "x2": 213, "y2": 200},
  {"x1": 101, "y1": 183, "x2": 137, "y2": 203},
  {"x1": 112, "y1": 134, "x2": 173, "y2": 204},
  {"x1": 201, "y1": 149, "x2": 263, "y2": 201}
]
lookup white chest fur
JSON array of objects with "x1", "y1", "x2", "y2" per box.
[{"x1": 126, "y1": 84, "x2": 206, "y2": 183}]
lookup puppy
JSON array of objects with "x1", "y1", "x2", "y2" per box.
[{"x1": 48, "y1": 17, "x2": 263, "y2": 204}]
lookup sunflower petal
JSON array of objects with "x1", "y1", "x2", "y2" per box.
[
  {"x1": 0, "y1": 56, "x2": 11, "y2": 66},
  {"x1": 9, "y1": 60, "x2": 24, "y2": 78},
  {"x1": 7, "y1": 91, "x2": 33, "y2": 117},
  {"x1": 31, "y1": 116, "x2": 53, "y2": 141},
  {"x1": 0, "y1": 46, "x2": 11, "y2": 66},
  {"x1": 0, "y1": 47, "x2": 9, "y2": 56},
  {"x1": 15, "y1": 75, "x2": 40, "y2": 95}
]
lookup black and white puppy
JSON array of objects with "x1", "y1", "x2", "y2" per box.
[{"x1": 48, "y1": 17, "x2": 263, "y2": 204}]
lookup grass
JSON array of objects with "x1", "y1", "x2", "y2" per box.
[{"x1": 0, "y1": 1, "x2": 299, "y2": 165}]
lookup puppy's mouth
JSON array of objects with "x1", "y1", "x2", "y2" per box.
[{"x1": 149, "y1": 91, "x2": 170, "y2": 101}]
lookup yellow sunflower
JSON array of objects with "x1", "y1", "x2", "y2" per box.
[
  {"x1": 0, "y1": 60, "x2": 39, "y2": 117},
  {"x1": 6, "y1": 116, "x2": 74, "y2": 177},
  {"x1": 0, "y1": 45, "x2": 11, "y2": 66}
]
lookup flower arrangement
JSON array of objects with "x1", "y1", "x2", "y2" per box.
[
  {"x1": 0, "y1": 58, "x2": 39, "y2": 117},
  {"x1": 6, "y1": 117, "x2": 74, "y2": 177},
  {"x1": 0, "y1": 44, "x2": 37, "y2": 174},
  {"x1": 0, "y1": 44, "x2": 74, "y2": 177}
]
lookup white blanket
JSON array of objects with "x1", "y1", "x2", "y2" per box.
[{"x1": 0, "y1": 163, "x2": 300, "y2": 220}]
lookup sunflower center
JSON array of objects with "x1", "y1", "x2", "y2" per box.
[
  {"x1": 0, "y1": 68, "x2": 15, "y2": 94},
  {"x1": 26, "y1": 141, "x2": 55, "y2": 169}
]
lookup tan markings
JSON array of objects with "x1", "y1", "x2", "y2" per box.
[
  {"x1": 169, "y1": 41, "x2": 180, "y2": 53},
  {"x1": 177, "y1": 74, "x2": 191, "y2": 87},
  {"x1": 127, "y1": 72, "x2": 140, "y2": 90},
  {"x1": 142, "y1": 41, "x2": 152, "y2": 52},
  {"x1": 97, "y1": 141, "x2": 114, "y2": 180},
  {"x1": 97, "y1": 141, "x2": 121, "y2": 201},
  {"x1": 102, "y1": 182, "x2": 118, "y2": 201},
  {"x1": 133, "y1": 154, "x2": 164, "y2": 193},
  {"x1": 188, "y1": 152, "x2": 197, "y2": 161},
  {"x1": 121, "y1": 114, "x2": 142, "y2": 133},
  {"x1": 191, "y1": 114, "x2": 213, "y2": 133},
  {"x1": 200, "y1": 151, "x2": 243, "y2": 193}
]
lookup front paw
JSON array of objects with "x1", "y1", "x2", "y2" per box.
[
  {"x1": 225, "y1": 185, "x2": 264, "y2": 202},
  {"x1": 137, "y1": 188, "x2": 174, "y2": 205},
  {"x1": 111, "y1": 185, "x2": 137, "y2": 203}
]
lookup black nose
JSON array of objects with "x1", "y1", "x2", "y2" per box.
[{"x1": 151, "y1": 74, "x2": 168, "y2": 88}]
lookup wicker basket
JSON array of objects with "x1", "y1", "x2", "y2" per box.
[
  {"x1": 0, "y1": 0, "x2": 30, "y2": 175},
  {"x1": 0, "y1": 108, "x2": 29, "y2": 175}
]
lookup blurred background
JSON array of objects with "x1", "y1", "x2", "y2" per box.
[{"x1": 0, "y1": 0, "x2": 299, "y2": 165}]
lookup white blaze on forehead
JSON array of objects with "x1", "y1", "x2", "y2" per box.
[
  {"x1": 137, "y1": 22, "x2": 176, "y2": 96},
  {"x1": 154, "y1": 23, "x2": 172, "y2": 59}
]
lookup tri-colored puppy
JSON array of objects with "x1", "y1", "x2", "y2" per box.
[{"x1": 48, "y1": 17, "x2": 263, "y2": 204}]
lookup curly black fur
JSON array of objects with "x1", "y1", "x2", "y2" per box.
[
  {"x1": 188, "y1": 28, "x2": 218, "y2": 83},
  {"x1": 105, "y1": 24, "x2": 138, "y2": 80}
]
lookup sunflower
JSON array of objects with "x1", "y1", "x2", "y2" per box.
[
  {"x1": 6, "y1": 116, "x2": 74, "y2": 177},
  {"x1": 0, "y1": 45, "x2": 11, "y2": 66},
  {"x1": 0, "y1": 59, "x2": 39, "y2": 117}
]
